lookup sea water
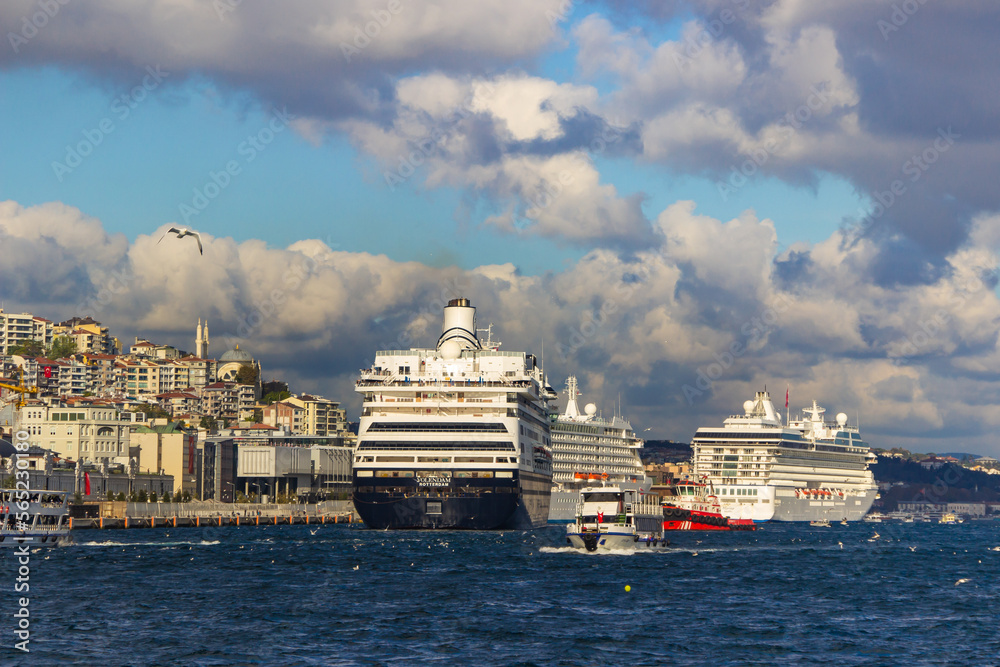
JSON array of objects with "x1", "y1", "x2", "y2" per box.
[{"x1": 3, "y1": 521, "x2": 999, "y2": 665}]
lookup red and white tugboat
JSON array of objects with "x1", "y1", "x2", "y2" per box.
[{"x1": 660, "y1": 477, "x2": 755, "y2": 531}]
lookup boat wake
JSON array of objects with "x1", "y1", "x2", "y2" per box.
[
  {"x1": 79, "y1": 539, "x2": 221, "y2": 547},
  {"x1": 539, "y1": 546, "x2": 635, "y2": 556}
]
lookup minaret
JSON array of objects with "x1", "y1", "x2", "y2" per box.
[
  {"x1": 203, "y1": 320, "x2": 209, "y2": 359},
  {"x1": 196, "y1": 318, "x2": 203, "y2": 358}
]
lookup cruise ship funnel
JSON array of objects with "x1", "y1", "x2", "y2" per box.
[{"x1": 437, "y1": 297, "x2": 481, "y2": 353}]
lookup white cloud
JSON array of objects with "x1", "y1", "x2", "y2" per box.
[{"x1": 5, "y1": 199, "x2": 1000, "y2": 453}]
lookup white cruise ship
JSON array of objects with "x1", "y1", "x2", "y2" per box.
[
  {"x1": 691, "y1": 390, "x2": 878, "y2": 522},
  {"x1": 547, "y1": 376, "x2": 648, "y2": 523},
  {"x1": 352, "y1": 298, "x2": 556, "y2": 530}
]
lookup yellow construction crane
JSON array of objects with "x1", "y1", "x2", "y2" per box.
[{"x1": 0, "y1": 368, "x2": 38, "y2": 409}]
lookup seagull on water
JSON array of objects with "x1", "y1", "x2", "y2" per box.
[
  {"x1": 158, "y1": 226, "x2": 203, "y2": 255},
  {"x1": 955, "y1": 578, "x2": 971, "y2": 586},
  {"x1": 309, "y1": 528, "x2": 319, "y2": 536}
]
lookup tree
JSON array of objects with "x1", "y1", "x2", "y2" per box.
[
  {"x1": 9, "y1": 340, "x2": 43, "y2": 357},
  {"x1": 116, "y1": 491, "x2": 126, "y2": 501},
  {"x1": 47, "y1": 336, "x2": 77, "y2": 359},
  {"x1": 199, "y1": 416, "x2": 218, "y2": 431},
  {"x1": 261, "y1": 380, "x2": 288, "y2": 396},
  {"x1": 182, "y1": 490, "x2": 191, "y2": 502},
  {"x1": 262, "y1": 390, "x2": 291, "y2": 405},
  {"x1": 251, "y1": 408, "x2": 263, "y2": 423},
  {"x1": 235, "y1": 364, "x2": 259, "y2": 386},
  {"x1": 137, "y1": 489, "x2": 148, "y2": 502},
  {"x1": 135, "y1": 404, "x2": 170, "y2": 420},
  {"x1": 162, "y1": 490, "x2": 172, "y2": 503},
  {"x1": 150, "y1": 491, "x2": 158, "y2": 503}
]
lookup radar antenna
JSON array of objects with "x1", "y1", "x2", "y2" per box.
[{"x1": 477, "y1": 323, "x2": 501, "y2": 350}]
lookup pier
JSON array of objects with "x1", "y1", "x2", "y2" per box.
[
  {"x1": 66, "y1": 499, "x2": 359, "y2": 530},
  {"x1": 68, "y1": 511, "x2": 354, "y2": 530}
]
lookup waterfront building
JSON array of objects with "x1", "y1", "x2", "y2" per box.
[
  {"x1": 285, "y1": 394, "x2": 348, "y2": 437},
  {"x1": 18, "y1": 403, "x2": 131, "y2": 464},
  {"x1": 132, "y1": 420, "x2": 198, "y2": 496}
]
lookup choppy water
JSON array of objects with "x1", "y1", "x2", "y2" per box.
[{"x1": 2, "y1": 521, "x2": 999, "y2": 665}]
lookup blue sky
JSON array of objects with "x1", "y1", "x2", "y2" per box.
[{"x1": 1, "y1": 54, "x2": 864, "y2": 274}]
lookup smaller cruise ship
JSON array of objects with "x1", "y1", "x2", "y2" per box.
[
  {"x1": 548, "y1": 377, "x2": 648, "y2": 522},
  {"x1": 691, "y1": 390, "x2": 878, "y2": 522}
]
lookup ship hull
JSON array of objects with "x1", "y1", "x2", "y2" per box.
[
  {"x1": 353, "y1": 470, "x2": 551, "y2": 530},
  {"x1": 715, "y1": 486, "x2": 878, "y2": 522},
  {"x1": 770, "y1": 488, "x2": 878, "y2": 522}
]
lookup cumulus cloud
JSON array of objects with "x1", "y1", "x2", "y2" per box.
[
  {"x1": 5, "y1": 199, "x2": 1000, "y2": 454},
  {"x1": 572, "y1": 1, "x2": 1000, "y2": 271},
  {"x1": 0, "y1": 0, "x2": 566, "y2": 121}
]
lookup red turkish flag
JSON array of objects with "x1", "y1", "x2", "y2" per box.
[
  {"x1": 44, "y1": 366, "x2": 52, "y2": 379},
  {"x1": 84, "y1": 472, "x2": 91, "y2": 496}
]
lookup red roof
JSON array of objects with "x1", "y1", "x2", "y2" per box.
[{"x1": 246, "y1": 424, "x2": 278, "y2": 430}]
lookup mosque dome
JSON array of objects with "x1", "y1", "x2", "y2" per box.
[{"x1": 219, "y1": 345, "x2": 253, "y2": 363}]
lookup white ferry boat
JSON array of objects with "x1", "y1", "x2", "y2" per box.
[
  {"x1": 0, "y1": 489, "x2": 71, "y2": 547},
  {"x1": 565, "y1": 485, "x2": 664, "y2": 551},
  {"x1": 691, "y1": 390, "x2": 878, "y2": 522},
  {"x1": 548, "y1": 376, "x2": 648, "y2": 523},
  {"x1": 352, "y1": 298, "x2": 556, "y2": 530}
]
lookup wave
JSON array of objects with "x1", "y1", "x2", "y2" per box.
[
  {"x1": 539, "y1": 546, "x2": 635, "y2": 555},
  {"x1": 78, "y1": 540, "x2": 221, "y2": 547}
]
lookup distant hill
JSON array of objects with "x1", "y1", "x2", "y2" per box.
[
  {"x1": 642, "y1": 440, "x2": 692, "y2": 464},
  {"x1": 941, "y1": 452, "x2": 983, "y2": 461},
  {"x1": 871, "y1": 456, "x2": 1000, "y2": 511}
]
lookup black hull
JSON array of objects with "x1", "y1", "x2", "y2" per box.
[{"x1": 353, "y1": 470, "x2": 551, "y2": 530}]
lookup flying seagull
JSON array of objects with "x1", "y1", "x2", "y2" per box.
[{"x1": 158, "y1": 226, "x2": 203, "y2": 255}]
